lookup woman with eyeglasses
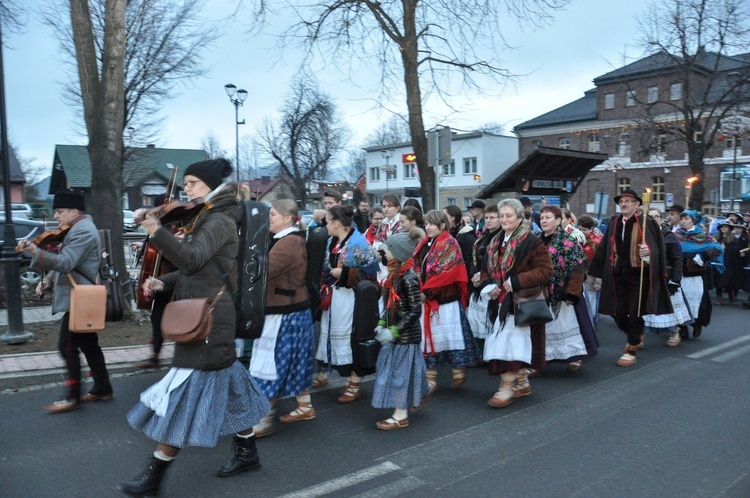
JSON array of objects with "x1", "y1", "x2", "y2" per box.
[
  {"x1": 119, "y1": 159, "x2": 270, "y2": 496},
  {"x1": 642, "y1": 208, "x2": 691, "y2": 347},
  {"x1": 413, "y1": 210, "x2": 480, "y2": 394},
  {"x1": 365, "y1": 207, "x2": 385, "y2": 245}
]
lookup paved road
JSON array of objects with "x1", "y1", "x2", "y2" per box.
[{"x1": 1, "y1": 304, "x2": 749, "y2": 497}]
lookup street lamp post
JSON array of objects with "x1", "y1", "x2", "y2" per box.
[
  {"x1": 224, "y1": 83, "x2": 248, "y2": 184},
  {"x1": 381, "y1": 150, "x2": 395, "y2": 194},
  {"x1": 0, "y1": 22, "x2": 33, "y2": 344}
]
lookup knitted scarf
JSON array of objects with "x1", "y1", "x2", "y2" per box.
[
  {"x1": 384, "y1": 258, "x2": 415, "y2": 325},
  {"x1": 541, "y1": 225, "x2": 586, "y2": 313}
]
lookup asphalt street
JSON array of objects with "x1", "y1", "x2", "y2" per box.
[{"x1": 1, "y1": 303, "x2": 749, "y2": 497}]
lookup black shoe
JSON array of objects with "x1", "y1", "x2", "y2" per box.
[
  {"x1": 118, "y1": 456, "x2": 171, "y2": 496},
  {"x1": 692, "y1": 325, "x2": 702, "y2": 338},
  {"x1": 216, "y1": 435, "x2": 261, "y2": 477},
  {"x1": 743, "y1": 302, "x2": 750, "y2": 310},
  {"x1": 679, "y1": 325, "x2": 689, "y2": 339}
]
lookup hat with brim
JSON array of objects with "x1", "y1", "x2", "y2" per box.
[
  {"x1": 469, "y1": 200, "x2": 486, "y2": 210},
  {"x1": 614, "y1": 188, "x2": 642, "y2": 205},
  {"x1": 667, "y1": 204, "x2": 685, "y2": 213}
]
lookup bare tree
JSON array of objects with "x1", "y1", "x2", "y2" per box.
[
  {"x1": 256, "y1": 74, "x2": 348, "y2": 208},
  {"x1": 342, "y1": 148, "x2": 367, "y2": 184},
  {"x1": 247, "y1": 0, "x2": 568, "y2": 210},
  {"x1": 0, "y1": 0, "x2": 25, "y2": 33},
  {"x1": 201, "y1": 130, "x2": 229, "y2": 159},
  {"x1": 44, "y1": 0, "x2": 219, "y2": 145},
  {"x1": 633, "y1": 0, "x2": 750, "y2": 208},
  {"x1": 364, "y1": 115, "x2": 411, "y2": 147},
  {"x1": 69, "y1": 0, "x2": 128, "y2": 280}
]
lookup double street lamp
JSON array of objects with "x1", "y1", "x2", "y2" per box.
[
  {"x1": 224, "y1": 83, "x2": 248, "y2": 184},
  {"x1": 381, "y1": 150, "x2": 395, "y2": 193}
]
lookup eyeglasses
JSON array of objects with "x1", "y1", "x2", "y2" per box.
[
  {"x1": 372, "y1": 217, "x2": 384, "y2": 222},
  {"x1": 182, "y1": 179, "x2": 203, "y2": 189},
  {"x1": 485, "y1": 216, "x2": 500, "y2": 221}
]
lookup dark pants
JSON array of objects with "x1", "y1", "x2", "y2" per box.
[
  {"x1": 58, "y1": 313, "x2": 113, "y2": 401},
  {"x1": 614, "y1": 274, "x2": 649, "y2": 346},
  {"x1": 150, "y1": 291, "x2": 170, "y2": 355}
]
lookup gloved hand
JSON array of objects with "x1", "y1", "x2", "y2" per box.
[
  {"x1": 667, "y1": 280, "x2": 680, "y2": 296},
  {"x1": 374, "y1": 325, "x2": 395, "y2": 345},
  {"x1": 693, "y1": 254, "x2": 704, "y2": 267}
]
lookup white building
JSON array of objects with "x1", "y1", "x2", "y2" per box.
[{"x1": 363, "y1": 131, "x2": 518, "y2": 210}]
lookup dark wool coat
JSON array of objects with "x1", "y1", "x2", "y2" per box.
[
  {"x1": 153, "y1": 207, "x2": 238, "y2": 371},
  {"x1": 588, "y1": 212, "x2": 673, "y2": 317}
]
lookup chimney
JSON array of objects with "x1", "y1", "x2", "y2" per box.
[
  {"x1": 261, "y1": 176, "x2": 270, "y2": 184},
  {"x1": 146, "y1": 144, "x2": 155, "y2": 148}
]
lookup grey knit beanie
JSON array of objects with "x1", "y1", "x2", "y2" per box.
[{"x1": 384, "y1": 232, "x2": 417, "y2": 262}]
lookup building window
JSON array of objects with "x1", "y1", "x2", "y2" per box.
[
  {"x1": 604, "y1": 93, "x2": 615, "y2": 109},
  {"x1": 443, "y1": 159, "x2": 455, "y2": 176},
  {"x1": 403, "y1": 163, "x2": 416, "y2": 179},
  {"x1": 625, "y1": 90, "x2": 636, "y2": 106},
  {"x1": 588, "y1": 134, "x2": 600, "y2": 153},
  {"x1": 559, "y1": 137, "x2": 571, "y2": 150},
  {"x1": 652, "y1": 176, "x2": 665, "y2": 202},
  {"x1": 372, "y1": 195, "x2": 382, "y2": 205},
  {"x1": 726, "y1": 134, "x2": 742, "y2": 150},
  {"x1": 463, "y1": 197, "x2": 473, "y2": 210},
  {"x1": 693, "y1": 123, "x2": 703, "y2": 144},
  {"x1": 463, "y1": 157, "x2": 477, "y2": 174},
  {"x1": 447, "y1": 197, "x2": 457, "y2": 206},
  {"x1": 617, "y1": 177, "x2": 630, "y2": 194},
  {"x1": 653, "y1": 133, "x2": 667, "y2": 154},
  {"x1": 369, "y1": 167, "x2": 380, "y2": 182},
  {"x1": 618, "y1": 133, "x2": 631, "y2": 156},
  {"x1": 385, "y1": 167, "x2": 397, "y2": 180},
  {"x1": 647, "y1": 86, "x2": 658, "y2": 103},
  {"x1": 670, "y1": 82, "x2": 682, "y2": 100}
]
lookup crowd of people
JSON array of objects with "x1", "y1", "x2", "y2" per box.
[{"x1": 21, "y1": 164, "x2": 749, "y2": 495}]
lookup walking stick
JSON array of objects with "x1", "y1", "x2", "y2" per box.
[{"x1": 637, "y1": 188, "x2": 652, "y2": 317}]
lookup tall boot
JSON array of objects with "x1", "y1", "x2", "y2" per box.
[
  {"x1": 487, "y1": 372, "x2": 516, "y2": 408},
  {"x1": 118, "y1": 455, "x2": 172, "y2": 497},
  {"x1": 216, "y1": 435, "x2": 261, "y2": 477},
  {"x1": 513, "y1": 369, "x2": 531, "y2": 398}
]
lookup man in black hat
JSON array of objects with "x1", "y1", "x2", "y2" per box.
[
  {"x1": 519, "y1": 196, "x2": 541, "y2": 227},
  {"x1": 469, "y1": 199, "x2": 486, "y2": 236},
  {"x1": 666, "y1": 204, "x2": 685, "y2": 232},
  {"x1": 17, "y1": 191, "x2": 113, "y2": 413},
  {"x1": 589, "y1": 189, "x2": 673, "y2": 367}
]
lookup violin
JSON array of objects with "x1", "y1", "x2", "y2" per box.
[
  {"x1": 16, "y1": 224, "x2": 71, "y2": 252},
  {"x1": 147, "y1": 197, "x2": 205, "y2": 227}
]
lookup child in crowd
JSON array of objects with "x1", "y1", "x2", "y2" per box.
[{"x1": 371, "y1": 227, "x2": 431, "y2": 430}]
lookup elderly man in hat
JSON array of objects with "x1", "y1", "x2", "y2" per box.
[
  {"x1": 469, "y1": 199, "x2": 486, "y2": 236},
  {"x1": 666, "y1": 204, "x2": 685, "y2": 232},
  {"x1": 17, "y1": 191, "x2": 113, "y2": 413},
  {"x1": 589, "y1": 189, "x2": 673, "y2": 366}
]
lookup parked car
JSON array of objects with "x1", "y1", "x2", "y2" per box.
[
  {"x1": 10, "y1": 203, "x2": 32, "y2": 219},
  {"x1": 0, "y1": 217, "x2": 47, "y2": 294},
  {"x1": 123, "y1": 209, "x2": 138, "y2": 231}
]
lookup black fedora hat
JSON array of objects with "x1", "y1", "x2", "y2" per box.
[{"x1": 614, "y1": 188, "x2": 642, "y2": 204}]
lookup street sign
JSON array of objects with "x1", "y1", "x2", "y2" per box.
[
  {"x1": 402, "y1": 153, "x2": 416, "y2": 163},
  {"x1": 666, "y1": 192, "x2": 673, "y2": 207}
]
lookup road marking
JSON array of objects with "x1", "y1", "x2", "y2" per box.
[
  {"x1": 279, "y1": 461, "x2": 401, "y2": 498},
  {"x1": 710, "y1": 343, "x2": 750, "y2": 363},
  {"x1": 687, "y1": 335, "x2": 750, "y2": 359},
  {"x1": 351, "y1": 476, "x2": 425, "y2": 498}
]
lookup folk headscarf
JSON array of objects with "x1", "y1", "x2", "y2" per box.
[{"x1": 542, "y1": 225, "x2": 586, "y2": 313}]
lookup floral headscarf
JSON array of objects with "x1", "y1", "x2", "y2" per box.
[{"x1": 542, "y1": 225, "x2": 586, "y2": 313}]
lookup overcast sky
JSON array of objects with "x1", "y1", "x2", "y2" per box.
[{"x1": 5, "y1": 0, "x2": 654, "y2": 177}]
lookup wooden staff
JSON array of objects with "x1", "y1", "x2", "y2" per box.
[{"x1": 637, "y1": 188, "x2": 652, "y2": 316}]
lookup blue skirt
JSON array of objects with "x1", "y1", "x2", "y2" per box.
[
  {"x1": 372, "y1": 343, "x2": 430, "y2": 409},
  {"x1": 254, "y1": 310, "x2": 315, "y2": 399},
  {"x1": 127, "y1": 361, "x2": 270, "y2": 448},
  {"x1": 424, "y1": 307, "x2": 481, "y2": 369}
]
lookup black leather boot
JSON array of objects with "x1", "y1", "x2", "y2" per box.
[
  {"x1": 118, "y1": 455, "x2": 172, "y2": 496},
  {"x1": 216, "y1": 435, "x2": 261, "y2": 477}
]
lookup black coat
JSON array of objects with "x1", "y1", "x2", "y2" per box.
[{"x1": 382, "y1": 267, "x2": 423, "y2": 345}]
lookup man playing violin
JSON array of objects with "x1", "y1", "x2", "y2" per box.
[{"x1": 17, "y1": 191, "x2": 114, "y2": 414}]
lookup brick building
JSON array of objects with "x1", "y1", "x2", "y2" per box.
[{"x1": 514, "y1": 50, "x2": 750, "y2": 219}]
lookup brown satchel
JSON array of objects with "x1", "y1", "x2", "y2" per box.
[
  {"x1": 67, "y1": 273, "x2": 107, "y2": 333},
  {"x1": 161, "y1": 285, "x2": 226, "y2": 344}
]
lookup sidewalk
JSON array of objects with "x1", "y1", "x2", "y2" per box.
[{"x1": 0, "y1": 306, "x2": 174, "y2": 382}]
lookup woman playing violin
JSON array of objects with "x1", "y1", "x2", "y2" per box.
[{"x1": 118, "y1": 159, "x2": 270, "y2": 497}]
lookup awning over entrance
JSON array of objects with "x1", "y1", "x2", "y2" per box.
[{"x1": 477, "y1": 146, "x2": 609, "y2": 199}]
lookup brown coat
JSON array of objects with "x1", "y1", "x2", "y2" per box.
[{"x1": 266, "y1": 230, "x2": 310, "y2": 314}]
